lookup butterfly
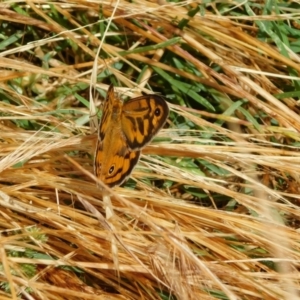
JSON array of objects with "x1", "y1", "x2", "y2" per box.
[{"x1": 94, "y1": 84, "x2": 169, "y2": 187}]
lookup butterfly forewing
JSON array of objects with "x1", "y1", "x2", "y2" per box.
[
  {"x1": 121, "y1": 95, "x2": 169, "y2": 150},
  {"x1": 98, "y1": 85, "x2": 116, "y2": 141}
]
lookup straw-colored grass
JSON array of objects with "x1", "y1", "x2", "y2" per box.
[{"x1": 1, "y1": 1, "x2": 300, "y2": 299}]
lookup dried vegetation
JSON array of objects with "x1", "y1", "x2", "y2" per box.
[{"x1": 0, "y1": 1, "x2": 300, "y2": 299}]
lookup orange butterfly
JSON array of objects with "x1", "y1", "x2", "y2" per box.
[{"x1": 94, "y1": 85, "x2": 169, "y2": 187}]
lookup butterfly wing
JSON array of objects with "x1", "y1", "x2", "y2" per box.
[
  {"x1": 98, "y1": 84, "x2": 115, "y2": 142},
  {"x1": 95, "y1": 85, "x2": 141, "y2": 187},
  {"x1": 121, "y1": 95, "x2": 169, "y2": 149},
  {"x1": 95, "y1": 137, "x2": 140, "y2": 187}
]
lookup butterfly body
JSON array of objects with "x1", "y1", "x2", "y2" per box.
[{"x1": 94, "y1": 85, "x2": 169, "y2": 187}]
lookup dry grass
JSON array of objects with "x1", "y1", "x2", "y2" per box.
[{"x1": 0, "y1": 1, "x2": 300, "y2": 299}]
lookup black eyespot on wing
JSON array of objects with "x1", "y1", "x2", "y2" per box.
[
  {"x1": 109, "y1": 165, "x2": 115, "y2": 175},
  {"x1": 154, "y1": 107, "x2": 161, "y2": 116}
]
